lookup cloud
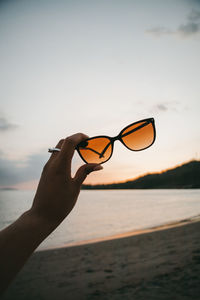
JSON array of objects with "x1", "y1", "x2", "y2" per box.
[
  {"x1": 149, "y1": 101, "x2": 179, "y2": 114},
  {"x1": 0, "y1": 152, "x2": 48, "y2": 187},
  {"x1": 187, "y1": 0, "x2": 200, "y2": 7},
  {"x1": 146, "y1": 10, "x2": 200, "y2": 38},
  {"x1": 155, "y1": 104, "x2": 168, "y2": 112},
  {"x1": 146, "y1": 26, "x2": 173, "y2": 37},
  {"x1": 188, "y1": 9, "x2": 200, "y2": 21},
  {"x1": 0, "y1": 150, "x2": 83, "y2": 188},
  {"x1": 0, "y1": 117, "x2": 17, "y2": 131},
  {"x1": 178, "y1": 22, "x2": 200, "y2": 36}
]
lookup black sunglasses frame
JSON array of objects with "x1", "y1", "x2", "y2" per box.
[{"x1": 76, "y1": 118, "x2": 156, "y2": 164}]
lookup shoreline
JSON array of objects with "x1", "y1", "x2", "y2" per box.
[
  {"x1": 39, "y1": 214, "x2": 200, "y2": 252},
  {"x1": 4, "y1": 218, "x2": 200, "y2": 299}
]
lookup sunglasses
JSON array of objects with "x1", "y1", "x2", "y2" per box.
[{"x1": 76, "y1": 118, "x2": 156, "y2": 164}]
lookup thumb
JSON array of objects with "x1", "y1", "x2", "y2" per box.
[{"x1": 74, "y1": 164, "x2": 103, "y2": 186}]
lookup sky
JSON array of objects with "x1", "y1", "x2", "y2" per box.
[{"x1": 0, "y1": 0, "x2": 200, "y2": 189}]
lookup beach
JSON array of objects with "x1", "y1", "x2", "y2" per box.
[{"x1": 3, "y1": 218, "x2": 200, "y2": 300}]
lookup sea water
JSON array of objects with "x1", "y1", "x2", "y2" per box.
[{"x1": 0, "y1": 189, "x2": 200, "y2": 250}]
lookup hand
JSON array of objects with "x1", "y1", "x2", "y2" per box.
[{"x1": 30, "y1": 133, "x2": 103, "y2": 230}]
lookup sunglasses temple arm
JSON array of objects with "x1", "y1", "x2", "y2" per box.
[
  {"x1": 79, "y1": 147, "x2": 102, "y2": 156},
  {"x1": 99, "y1": 142, "x2": 112, "y2": 158},
  {"x1": 121, "y1": 121, "x2": 150, "y2": 138},
  {"x1": 80, "y1": 144, "x2": 111, "y2": 159}
]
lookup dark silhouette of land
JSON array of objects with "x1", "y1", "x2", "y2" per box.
[
  {"x1": 0, "y1": 187, "x2": 18, "y2": 191},
  {"x1": 82, "y1": 160, "x2": 200, "y2": 189}
]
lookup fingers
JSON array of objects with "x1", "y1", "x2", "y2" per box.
[
  {"x1": 59, "y1": 133, "x2": 89, "y2": 167},
  {"x1": 74, "y1": 164, "x2": 103, "y2": 186}
]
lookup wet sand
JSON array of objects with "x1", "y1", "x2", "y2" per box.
[{"x1": 3, "y1": 219, "x2": 200, "y2": 300}]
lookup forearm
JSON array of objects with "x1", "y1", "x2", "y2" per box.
[{"x1": 0, "y1": 209, "x2": 55, "y2": 294}]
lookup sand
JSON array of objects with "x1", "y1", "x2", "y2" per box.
[{"x1": 2, "y1": 218, "x2": 200, "y2": 300}]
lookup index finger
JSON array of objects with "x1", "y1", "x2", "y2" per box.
[{"x1": 59, "y1": 133, "x2": 89, "y2": 166}]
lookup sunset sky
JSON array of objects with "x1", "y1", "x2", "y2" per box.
[{"x1": 0, "y1": 0, "x2": 200, "y2": 189}]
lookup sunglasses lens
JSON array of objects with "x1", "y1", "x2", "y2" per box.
[
  {"x1": 121, "y1": 121, "x2": 155, "y2": 151},
  {"x1": 78, "y1": 137, "x2": 112, "y2": 164}
]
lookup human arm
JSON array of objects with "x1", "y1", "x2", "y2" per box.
[{"x1": 0, "y1": 133, "x2": 103, "y2": 294}]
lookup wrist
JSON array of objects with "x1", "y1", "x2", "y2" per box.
[{"x1": 23, "y1": 209, "x2": 60, "y2": 238}]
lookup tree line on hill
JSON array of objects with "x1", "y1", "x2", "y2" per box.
[{"x1": 82, "y1": 160, "x2": 200, "y2": 189}]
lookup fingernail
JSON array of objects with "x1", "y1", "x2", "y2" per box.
[{"x1": 93, "y1": 165, "x2": 103, "y2": 171}]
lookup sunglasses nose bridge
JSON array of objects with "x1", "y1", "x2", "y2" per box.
[{"x1": 110, "y1": 134, "x2": 121, "y2": 143}]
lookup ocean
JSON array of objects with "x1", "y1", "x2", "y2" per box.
[{"x1": 0, "y1": 189, "x2": 200, "y2": 251}]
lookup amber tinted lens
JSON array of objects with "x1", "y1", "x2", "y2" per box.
[
  {"x1": 121, "y1": 121, "x2": 154, "y2": 151},
  {"x1": 78, "y1": 137, "x2": 112, "y2": 164}
]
